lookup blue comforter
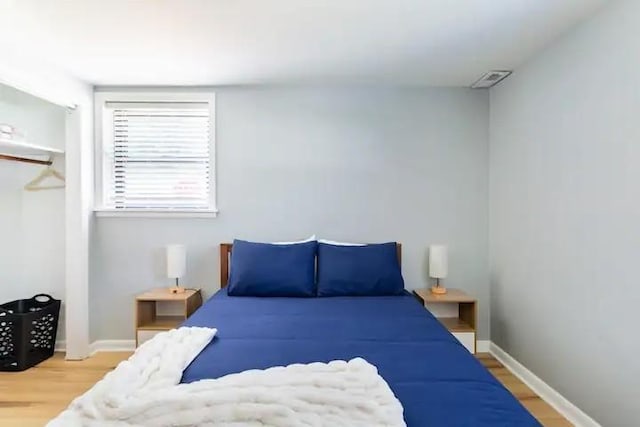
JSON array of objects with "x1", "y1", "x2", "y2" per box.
[{"x1": 182, "y1": 290, "x2": 540, "y2": 426}]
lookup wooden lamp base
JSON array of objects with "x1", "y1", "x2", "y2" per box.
[
  {"x1": 430, "y1": 285, "x2": 447, "y2": 295},
  {"x1": 169, "y1": 287, "x2": 186, "y2": 294}
]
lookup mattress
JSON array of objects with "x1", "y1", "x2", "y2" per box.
[{"x1": 182, "y1": 290, "x2": 540, "y2": 426}]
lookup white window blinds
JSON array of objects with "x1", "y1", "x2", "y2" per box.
[{"x1": 102, "y1": 101, "x2": 213, "y2": 211}]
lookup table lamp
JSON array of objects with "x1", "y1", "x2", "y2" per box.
[
  {"x1": 429, "y1": 245, "x2": 448, "y2": 295},
  {"x1": 166, "y1": 244, "x2": 186, "y2": 294}
]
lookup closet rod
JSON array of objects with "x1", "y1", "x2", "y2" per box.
[{"x1": 0, "y1": 154, "x2": 52, "y2": 166}]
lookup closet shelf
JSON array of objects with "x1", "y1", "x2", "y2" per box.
[{"x1": 0, "y1": 137, "x2": 64, "y2": 157}]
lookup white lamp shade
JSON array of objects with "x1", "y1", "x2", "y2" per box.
[
  {"x1": 429, "y1": 245, "x2": 448, "y2": 279},
  {"x1": 166, "y1": 244, "x2": 186, "y2": 279}
]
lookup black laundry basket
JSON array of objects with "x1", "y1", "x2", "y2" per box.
[{"x1": 0, "y1": 294, "x2": 61, "y2": 371}]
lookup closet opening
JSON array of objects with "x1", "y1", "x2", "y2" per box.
[{"x1": 0, "y1": 83, "x2": 67, "y2": 351}]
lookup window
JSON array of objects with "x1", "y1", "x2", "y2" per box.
[{"x1": 95, "y1": 93, "x2": 216, "y2": 217}]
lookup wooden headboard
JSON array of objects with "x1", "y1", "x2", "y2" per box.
[
  {"x1": 219, "y1": 242, "x2": 402, "y2": 288},
  {"x1": 220, "y1": 243, "x2": 233, "y2": 288}
]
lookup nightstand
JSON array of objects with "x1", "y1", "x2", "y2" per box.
[
  {"x1": 413, "y1": 288, "x2": 477, "y2": 354},
  {"x1": 135, "y1": 288, "x2": 203, "y2": 346}
]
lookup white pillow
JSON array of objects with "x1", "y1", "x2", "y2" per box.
[
  {"x1": 271, "y1": 235, "x2": 317, "y2": 245},
  {"x1": 318, "y1": 238, "x2": 367, "y2": 246}
]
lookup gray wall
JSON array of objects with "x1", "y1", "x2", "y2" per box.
[
  {"x1": 489, "y1": 1, "x2": 640, "y2": 425},
  {"x1": 91, "y1": 86, "x2": 489, "y2": 341}
]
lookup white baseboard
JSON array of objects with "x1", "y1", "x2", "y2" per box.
[
  {"x1": 476, "y1": 340, "x2": 490, "y2": 353},
  {"x1": 56, "y1": 339, "x2": 135, "y2": 357},
  {"x1": 490, "y1": 342, "x2": 601, "y2": 427},
  {"x1": 90, "y1": 340, "x2": 136, "y2": 354}
]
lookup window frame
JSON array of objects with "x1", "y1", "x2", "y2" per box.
[{"x1": 94, "y1": 91, "x2": 217, "y2": 218}]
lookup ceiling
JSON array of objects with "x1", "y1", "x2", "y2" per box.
[{"x1": 0, "y1": 0, "x2": 607, "y2": 87}]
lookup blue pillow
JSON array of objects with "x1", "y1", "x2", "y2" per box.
[
  {"x1": 317, "y1": 242, "x2": 404, "y2": 296},
  {"x1": 227, "y1": 239, "x2": 317, "y2": 297}
]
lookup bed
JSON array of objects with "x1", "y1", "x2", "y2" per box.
[{"x1": 181, "y1": 243, "x2": 540, "y2": 426}]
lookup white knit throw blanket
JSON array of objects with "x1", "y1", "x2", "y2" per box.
[{"x1": 48, "y1": 327, "x2": 406, "y2": 427}]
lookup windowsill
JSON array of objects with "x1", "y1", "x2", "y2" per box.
[{"x1": 94, "y1": 209, "x2": 218, "y2": 218}]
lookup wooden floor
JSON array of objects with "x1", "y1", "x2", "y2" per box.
[
  {"x1": 0, "y1": 352, "x2": 572, "y2": 426},
  {"x1": 476, "y1": 353, "x2": 572, "y2": 427}
]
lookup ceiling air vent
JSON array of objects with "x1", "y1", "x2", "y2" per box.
[{"x1": 471, "y1": 70, "x2": 512, "y2": 89}]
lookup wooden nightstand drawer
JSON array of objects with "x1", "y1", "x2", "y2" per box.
[
  {"x1": 452, "y1": 331, "x2": 476, "y2": 353},
  {"x1": 137, "y1": 330, "x2": 163, "y2": 346}
]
